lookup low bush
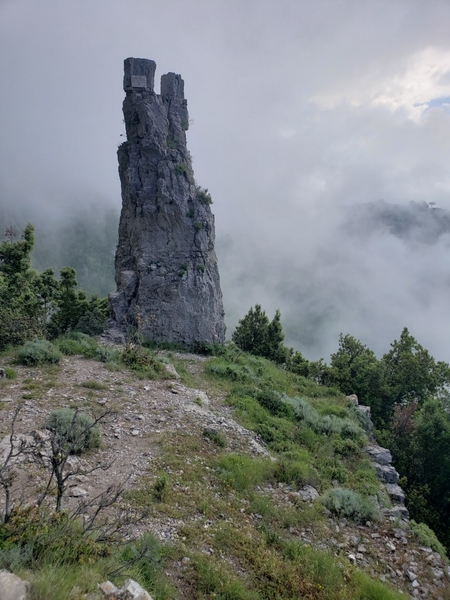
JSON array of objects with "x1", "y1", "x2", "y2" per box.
[
  {"x1": 120, "y1": 345, "x2": 166, "y2": 379},
  {"x1": 15, "y1": 339, "x2": 62, "y2": 365},
  {"x1": 255, "y1": 390, "x2": 295, "y2": 419},
  {"x1": 217, "y1": 454, "x2": 274, "y2": 492},
  {"x1": 410, "y1": 520, "x2": 447, "y2": 558},
  {"x1": 203, "y1": 428, "x2": 227, "y2": 448},
  {"x1": 3, "y1": 367, "x2": 17, "y2": 379},
  {"x1": 55, "y1": 332, "x2": 99, "y2": 358},
  {"x1": 44, "y1": 408, "x2": 101, "y2": 454},
  {"x1": 283, "y1": 394, "x2": 365, "y2": 441},
  {"x1": 0, "y1": 306, "x2": 42, "y2": 351},
  {"x1": 321, "y1": 487, "x2": 379, "y2": 522}
]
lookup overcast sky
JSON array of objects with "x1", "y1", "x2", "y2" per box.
[{"x1": 1, "y1": 0, "x2": 450, "y2": 361}]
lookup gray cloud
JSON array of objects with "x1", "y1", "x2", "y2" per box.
[{"x1": 1, "y1": 0, "x2": 450, "y2": 361}]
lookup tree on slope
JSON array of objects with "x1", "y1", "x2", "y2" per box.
[
  {"x1": 382, "y1": 327, "x2": 450, "y2": 416},
  {"x1": 330, "y1": 333, "x2": 385, "y2": 424},
  {"x1": 232, "y1": 305, "x2": 287, "y2": 363}
]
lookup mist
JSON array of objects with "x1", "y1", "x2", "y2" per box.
[{"x1": 1, "y1": 0, "x2": 450, "y2": 362}]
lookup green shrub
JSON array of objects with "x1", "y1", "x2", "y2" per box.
[
  {"x1": 95, "y1": 345, "x2": 119, "y2": 363},
  {"x1": 190, "y1": 554, "x2": 257, "y2": 600},
  {"x1": 410, "y1": 520, "x2": 447, "y2": 558},
  {"x1": 255, "y1": 390, "x2": 295, "y2": 419},
  {"x1": 120, "y1": 345, "x2": 166, "y2": 379},
  {"x1": 217, "y1": 454, "x2": 274, "y2": 492},
  {"x1": 55, "y1": 332, "x2": 98, "y2": 358},
  {"x1": 15, "y1": 339, "x2": 62, "y2": 365},
  {"x1": 203, "y1": 427, "x2": 227, "y2": 448},
  {"x1": 321, "y1": 487, "x2": 379, "y2": 522},
  {"x1": 283, "y1": 394, "x2": 365, "y2": 441},
  {"x1": 3, "y1": 367, "x2": 17, "y2": 379},
  {"x1": 153, "y1": 475, "x2": 169, "y2": 502},
  {"x1": 75, "y1": 311, "x2": 106, "y2": 336},
  {"x1": 274, "y1": 456, "x2": 311, "y2": 487},
  {"x1": 195, "y1": 186, "x2": 213, "y2": 205},
  {"x1": 44, "y1": 408, "x2": 101, "y2": 454},
  {"x1": 0, "y1": 306, "x2": 43, "y2": 351}
]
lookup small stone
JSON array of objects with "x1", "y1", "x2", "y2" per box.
[
  {"x1": 69, "y1": 487, "x2": 88, "y2": 497},
  {"x1": 386, "y1": 541, "x2": 396, "y2": 552},
  {"x1": 0, "y1": 569, "x2": 31, "y2": 600},
  {"x1": 131, "y1": 429, "x2": 140, "y2": 436},
  {"x1": 348, "y1": 553, "x2": 356, "y2": 565}
]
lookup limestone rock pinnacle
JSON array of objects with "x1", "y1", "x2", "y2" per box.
[{"x1": 110, "y1": 58, "x2": 226, "y2": 345}]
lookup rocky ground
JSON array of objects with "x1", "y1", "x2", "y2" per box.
[{"x1": 1, "y1": 351, "x2": 449, "y2": 599}]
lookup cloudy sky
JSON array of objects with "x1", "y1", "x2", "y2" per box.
[{"x1": 1, "y1": 0, "x2": 450, "y2": 361}]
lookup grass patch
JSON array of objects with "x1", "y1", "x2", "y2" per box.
[
  {"x1": 79, "y1": 380, "x2": 108, "y2": 391},
  {"x1": 203, "y1": 427, "x2": 227, "y2": 448},
  {"x1": 216, "y1": 454, "x2": 274, "y2": 493},
  {"x1": 3, "y1": 367, "x2": 17, "y2": 379}
]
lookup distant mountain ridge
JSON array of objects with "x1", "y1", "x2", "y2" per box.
[{"x1": 342, "y1": 200, "x2": 450, "y2": 244}]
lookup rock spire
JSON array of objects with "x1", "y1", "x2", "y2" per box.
[{"x1": 110, "y1": 58, "x2": 225, "y2": 345}]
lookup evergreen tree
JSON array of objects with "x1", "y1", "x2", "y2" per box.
[
  {"x1": 330, "y1": 333, "x2": 385, "y2": 423},
  {"x1": 232, "y1": 305, "x2": 270, "y2": 356},
  {"x1": 266, "y1": 309, "x2": 286, "y2": 362},
  {"x1": 232, "y1": 305, "x2": 290, "y2": 364},
  {"x1": 382, "y1": 327, "x2": 450, "y2": 415}
]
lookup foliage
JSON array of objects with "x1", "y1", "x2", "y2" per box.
[
  {"x1": 232, "y1": 305, "x2": 289, "y2": 363},
  {"x1": 382, "y1": 327, "x2": 450, "y2": 415},
  {"x1": 44, "y1": 408, "x2": 101, "y2": 454},
  {"x1": 410, "y1": 520, "x2": 447, "y2": 558},
  {"x1": 3, "y1": 367, "x2": 16, "y2": 379},
  {"x1": 195, "y1": 185, "x2": 213, "y2": 205},
  {"x1": 217, "y1": 454, "x2": 274, "y2": 492},
  {"x1": 120, "y1": 344, "x2": 167, "y2": 379},
  {"x1": 388, "y1": 398, "x2": 450, "y2": 551},
  {"x1": 0, "y1": 508, "x2": 174, "y2": 600},
  {"x1": 321, "y1": 487, "x2": 379, "y2": 522},
  {"x1": 203, "y1": 427, "x2": 227, "y2": 447},
  {"x1": 15, "y1": 339, "x2": 62, "y2": 365},
  {"x1": 0, "y1": 225, "x2": 108, "y2": 348},
  {"x1": 329, "y1": 334, "x2": 385, "y2": 422}
]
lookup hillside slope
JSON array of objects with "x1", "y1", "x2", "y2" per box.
[{"x1": 0, "y1": 342, "x2": 448, "y2": 599}]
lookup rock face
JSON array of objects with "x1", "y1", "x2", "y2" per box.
[
  {"x1": 0, "y1": 570, "x2": 30, "y2": 600},
  {"x1": 110, "y1": 58, "x2": 226, "y2": 345}
]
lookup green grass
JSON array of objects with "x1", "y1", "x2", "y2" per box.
[{"x1": 79, "y1": 380, "x2": 108, "y2": 390}]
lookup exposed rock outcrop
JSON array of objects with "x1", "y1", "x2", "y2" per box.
[
  {"x1": 350, "y1": 396, "x2": 409, "y2": 519},
  {"x1": 110, "y1": 58, "x2": 226, "y2": 346}
]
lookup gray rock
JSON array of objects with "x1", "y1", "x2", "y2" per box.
[
  {"x1": 385, "y1": 483, "x2": 405, "y2": 503},
  {"x1": 298, "y1": 485, "x2": 319, "y2": 502},
  {"x1": 110, "y1": 58, "x2": 226, "y2": 346},
  {"x1": 366, "y1": 444, "x2": 392, "y2": 466},
  {"x1": 384, "y1": 505, "x2": 409, "y2": 520},
  {"x1": 374, "y1": 463, "x2": 399, "y2": 484},
  {"x1": 99, "y1": 578, "x2": 153, "y2": 599},
  {"x1": 0, "y1": 570, "x2": 30, "y2": 600}
]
